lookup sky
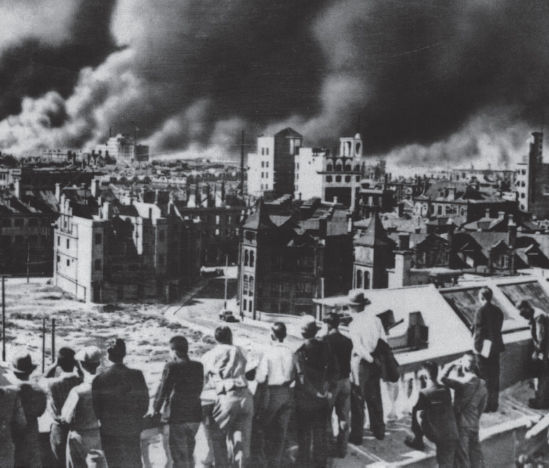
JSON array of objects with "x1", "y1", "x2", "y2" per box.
[{"x1": 0, "y1": 0, "x2": 548, "y2": 167}]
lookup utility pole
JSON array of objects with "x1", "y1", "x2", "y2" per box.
[
  {"x1": 26, "y1": 240, "x2": 30, "y2": 284},
  {"x1": 41, "y1": 317, "x2": 46, "y2": 373},
  {"x1": 240, "y1": 130, "x2": 245, "y2": 197},
  {"x1": 51, "y1": 318, "x2": 56, "y2": 364},
  {"x1": 2, "y1": 275, "x2": 5, "y2": 362},
  {"x1": 223, "y1": 255, "x2": 229, "y2": 310}
]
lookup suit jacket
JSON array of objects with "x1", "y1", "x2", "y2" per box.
[
  {"x1": 92, "y1": 363, "x2": 149, "y2": 436},
  {"x1": 0, "y1": 386, "x2": 26, "y2": 468},
  {"x1": 473, "y1": 302, "x2": 505, "y2": 357}
]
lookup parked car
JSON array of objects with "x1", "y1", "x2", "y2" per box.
[{"x1": 219, "y1": 309, "x2": 239, "y2": 322}]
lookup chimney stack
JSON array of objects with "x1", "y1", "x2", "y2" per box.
[
  {"x1": 508, "y1": 215, "x2": 517, "y2": 248},
  {"x1": 398, "y1": 232, "x2": 410, "y2": 250}
]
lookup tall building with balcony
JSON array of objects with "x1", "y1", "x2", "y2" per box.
[
  {"x1": 247, "y1": 128, "x2": 303, "y2": 198},
  {"x1": 294, "y1": 133, "x2": 365, "y2": 210}
]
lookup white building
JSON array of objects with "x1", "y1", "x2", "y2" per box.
[
  {"x1": 94, "y1": 134, "x2": 149, "y2": 163},
  {"x1": 294, "y1": 133, "x2": 365, "y2": 209},
  {"x1": 247, "y1": 128, "x2": 302, "y2": 198}
]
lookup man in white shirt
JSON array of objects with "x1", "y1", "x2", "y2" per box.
[
  {"x1": 347, "y1": 291, "x2": 387, "y2": 442},
  {"x1": 255, "y1": 322, "x2": 296, "y2": 468}
]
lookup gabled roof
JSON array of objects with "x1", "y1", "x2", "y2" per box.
[
  {"x1": 275, "y1": 127, "x2": 302, "y2": 139},
  {"x1": 355, "y1": 213, "x2": 395, "y2": 247},
  {"x1": 243, "y1": 200, "x2": 275, "y2": 230}
]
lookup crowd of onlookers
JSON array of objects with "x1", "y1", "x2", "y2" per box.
[{"x1": 0, "y1": 286, "x2": 547, "y2": 467}]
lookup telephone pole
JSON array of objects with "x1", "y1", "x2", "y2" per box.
[
  {"x1": 240, "y1": 130, "x2": 245, "y2": 196},
  {"x1": 2, "y1": 275, "x2": 5, "y2": 361}
]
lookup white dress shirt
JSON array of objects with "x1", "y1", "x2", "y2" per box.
[
  {"x1": 255, "y1": 341, "x2": 296, "y2": 386},
  {"x1": 348, "y1": 311, "x2": 387, "y2": 363}
]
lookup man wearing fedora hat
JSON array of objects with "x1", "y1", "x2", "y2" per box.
[
  {"x1": 294, "y1": 316, "x2": 338, "y2": 468},
  {"x1": 61, "y1": 346, "x2": 107, "y2": 468},
  {"x1": 92, "y1": 338, "x2": 149, "y2": 468},
  {"x1": 10, "y1": 351, "x2": 47, "y2": 468},
  {"x1": 44, "y1": 347, "x2": 82, "y2": 468},
  {"x1": 347, "y1": 290, "x2": 387, "y2": 442}
]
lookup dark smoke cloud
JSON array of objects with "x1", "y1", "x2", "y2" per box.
[{"x1": 1, "y1": 0, "x2": 549, "y2": 165}]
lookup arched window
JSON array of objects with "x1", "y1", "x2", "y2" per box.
[
  {"x1": 250, "y1": 250, "x2": 255, "y2": 267},
  {"x1": 327, "y1": 163, "x2": 333, "y2": 172},
  {"x1": 249, "y1": 276, "x2": 254, "y2": 296},
  {"x1": 335, "y1": 163, "x2": 342, "y2": 172},
  {"x1": 354, "y1": 164, "x2": 360, "y2": 172},
  {"x1": 356, "y1": 269, "x2": 363, "y2": 289},
  {"x1": 355, "y1": 142, "x2": 361, "y2": 155},
  {"x1": 345, "y1": 141, "x2": 351, "y2": 156},
  {"x1": 364, "y1": 271, "x2": 370, "y2": 289},
  {"x1": 345, "y1": 164, "x2": 352, "y2": 171}
]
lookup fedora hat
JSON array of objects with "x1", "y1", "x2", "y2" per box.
[
  {"x1": 348, "y1": 290, "x2": 370, "y2": 308},
  {"x1": 11, "y1": 353, "x2": 37, "y2": 375},
  {"x1": 75, "y1": 346, "x2": 102, "y2": 365},
  {"x1": 301, "y1": 316, "x2": 320, "y2": 336}
]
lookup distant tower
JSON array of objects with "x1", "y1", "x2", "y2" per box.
[{"x1": 339, "y1": 134, "x2": 363, "y2": 158}]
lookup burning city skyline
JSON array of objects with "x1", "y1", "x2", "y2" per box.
[{"x1": 0, "y1": 0, "x2": 548, "y2": 166}]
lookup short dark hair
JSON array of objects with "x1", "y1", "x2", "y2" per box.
[
  {"x1": 462, "y1": 352, "x2": 480, "y2": 376},
  {"x1": 420, "y1": 361, "x2": 439, "y2": 381},
  {"x1": 57, "y1": 347, "x2": 76, "y2": 372},
  {"x1": 170, "y1": 335, "x2": 189, "y2": 358},
  {"x1": 271, "y1": 322, "x2": 287, "y2": 341},
  {"x1": 479, "y1": 287, "x2": 492, "y2": 302},
  {"x1": 215, "y1": 326, "x2": 232, "y2": 345},
  {"x1": 323, "y1": 312, "x2": 341, "y2": 328}
]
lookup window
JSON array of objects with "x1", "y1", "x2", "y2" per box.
[
  {"x1": 94, "y1": 259, "x2": 102, "y2": 271},
  {"x1": 215, "y1": 229, "x2": 220, "y2": 236},
  {"x1": 345, "y1": 176, "x2": 351, "y2": 182},
  {"x1": 243, "y1": 299, "x2": 247, "y2": 311},
  {"x1": 335, "y1": 164, "x2": 342, "y2": 171},
  {"x1": 95, "y1": 233, "x2": 102, "y2": 245},
  {"x1": 244, "y1": 250, "x2": 249, "y2": 266},
  {"x1": 327, "y1": 164, "x2": 333, "y2": 171},
  {"x1": 345, "y1": 164, "x2": 351, "y2": 171},
  {"x1": 28, "y1": 218, "x2": 38, "y2": 227},
  {"x1": 326, "y1": 176, "x2": 333, "y2": 183},
  {"x1": 0, "y1": 219, "x2": 9, "y2": 227},
  {"x1": 66, "y1": 239, "x2": 70, "y2": 249},
  {"x1": 216, "y1": 215, "x2": 220, "y2": 225},
  {"x1": 243, "y1": 275, "x2": 249, "y2": 295},
  {"x1": 14, "y1": 219, "x2": 23, "y2": 227},
  {"x1": 158, "y1": 231, "x2": 165, "y2": 242},
  {"x1": 250, "y1": 250, "x2": 255, "y2": 267},
  {"x1": 336, "y1": 176, "x2": 342, "y2": 183},
  {"x1": 261, "y1": 161, "x2": 265, "y2": 168},
  {"x1": 56, "y1": 255, "x2": 60, "y2": 263},
  {"x1": 66, "y1": 259, "x2": 70, "y2": 267},
  {"x1": 266, "y1": 162, "x2": 269, "y2": 168},
  {"x1": 356, "y1": 176, "x2": 360, "y2": 181},
  {"x1": 249, "y1": 276, "x2": 254, "y2": 296},
  {"x1": 57, "y1": 236, "x2": 60, "y2": 246}
]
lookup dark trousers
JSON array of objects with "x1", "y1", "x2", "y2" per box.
[
  {"x1": 534, "y1": 359, "x2": 549, "y2": 408},
  {"x1": 477, "y1": 354, "x2": 500, "y2": 411},
  {"x1": 169, "y1": 422, "x2": 200, "y2": 468},
  {"x1": 100, "y1": 430, "x2": 142, "y2": 468},
  {"x1": 350, "y1": 359, "x2": 385, "y2": 441},
  {"x1": 455, "y1": 427, "x2": 484, "y2": 468},
  {"x1": 50, "y1": 421, "x2": 68, "y2": 468},
  {"x1": 296, "y1": 402, "x2": 330, "y2": 468},
  {"x1": 435, "y1": 439, "x2": 458, "y2": 468},
  {"x1": 262, "y1": 386, "x2": 293, "y2": 468}
]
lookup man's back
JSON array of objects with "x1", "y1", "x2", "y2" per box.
[
  {"x1": 452, "y1": 376, "x2": 487, "y2": 430},
  {"x1": 295, "y1": 338, "x2": 336, "y2": 398},
  {"x1": 154, "y1": 359, "x2": 203, "y2": 423},
  {"x1": 417, "y1": 385, "x2": 459, "y2": 443},
  {"x1": 255, "y1": 341, "x2": 295, "y2": 386},
  {"x1": 92, "y1": 363, "x2": 149, "y2": 436},
  {"x1": 473, "y1": 303, "x2": 505, "y2": 356},
  {"x1": 322, "y1": 332, "x2": 352, "y2": 379},
  {"x1": 47, "y1": 374, "x2": 82, "y2": 418}
]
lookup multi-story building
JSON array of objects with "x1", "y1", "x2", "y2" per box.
[
  {"x1": 294, "y1": 134, "x2": 365, "y2": 209},
  {"x1": 94, "y1": 134, "x2": 150, "y2": 163},
  {"x1": 54, "y1": 187, "x2": 200, "y2": 303},
  {"x1": 515, "y1": 131, "x2": 549, "y2": 217},
  {"x1": 247, "y1": 128, "x2": 302, "y2": 198},
  {"x1": 0, "y1": 193, "x2": 57, "y2": 275},
  {"x1": 239, "y1": 197, "x2": 353, "y2": 318}
]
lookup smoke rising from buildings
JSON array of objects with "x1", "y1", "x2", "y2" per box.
[{"x1": 0, "y1": 0, "x2": 548, "y2": 165}]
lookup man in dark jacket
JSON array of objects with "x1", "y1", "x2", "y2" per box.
[
  {"x1": 10, "y1": 352, "x2": 47, "y2": 468},
  {"x1": 44, "y1": 347, "x2": 82, "y2": 468},
  {"x1": 322, "y1": 312, "x2": 353, "y2": 457},
  {"x1": 295, "y1": 317, "x2": 338, "y2": 468},
  {"x1": 472, "y1": 287, "x2": 504, "y2": 412},
  {"x1": 92, "y1": 338, "x2": 149, "y2": 468},
  {"x1": 405, "y1": 361, "x2": 459, "y2": 468},
  {"x1": 152, "y1": 335, "x2": 204, "y2": 468},
  {"x1": 518, "y1": 299, "x2": 549, "y2": 409}
]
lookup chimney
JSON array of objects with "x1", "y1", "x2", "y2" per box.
[
  {"x1": 485, "y1": 208, "x2": 491, "y2": 219},
  {"x1": 392, "y1": 251, "x2": 413, "y2": 288},
  {"x1": 14, "y1": 179, "x2": 20, "y2": 199},
  {"x1": 508, "y1": 215, "x2": 517, "y2": 248},
  {"x1": 91, "y1": 178, "x2": 100, "y2": 198},
  {"x1": 497, "y1": 211, "x2": 505, "y2": 219},
  {"x1": 530, "y1": 131, "x2": 543, "y2": 165},
  {"x1": 398, "y1": 232, "x2": 410, "y2": 250},
  {"x1": 55, "y1": 183, "x2": 61, "y2": 202}
]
